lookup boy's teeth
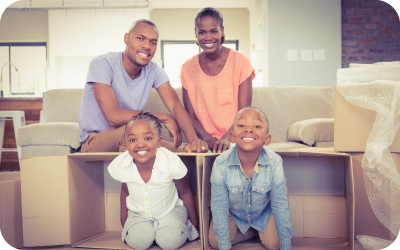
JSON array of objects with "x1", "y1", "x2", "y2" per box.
[
  {"x1": 137, "y1": 151, "x2": 147, "y2": 155},
  {"x1": 138, "y1": 52, "x2": 149, "y2": 58},
  {"x1": 243, "y1": 138, "x2": 255, "y2": 141}
]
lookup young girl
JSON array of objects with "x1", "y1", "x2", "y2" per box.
[
  {"x1": 108, "y1": 112, "x2": 199, "y2": 250},
  {"x1": 180, "y1": 7, "x2": 254, "y2": 154}
]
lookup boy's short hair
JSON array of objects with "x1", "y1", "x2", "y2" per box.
[{"x1": 234, "y1": 107, "x2": 270, "y2": 133}]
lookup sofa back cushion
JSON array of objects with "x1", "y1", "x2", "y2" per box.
[
  {"x1": 252, "y1": 86, "x2": 334, "y2": 143},
  {"x1": 43, "y1": 89, "x2": 84, "y2": 123}
]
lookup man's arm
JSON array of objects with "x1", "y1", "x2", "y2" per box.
[
  {"x1": 93, "y1": 83, "x2": 139, "y2": 127},
  {"x1": 157, "y1": 82, "x2": 208, "y2": 152},
  {"x1": 93, "y1": 82, "x2": 180, "y2": 132}
]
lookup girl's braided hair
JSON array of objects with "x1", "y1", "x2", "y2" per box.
[{"x1": 125, "y1": 111, "x2": 162, "y2": 135}]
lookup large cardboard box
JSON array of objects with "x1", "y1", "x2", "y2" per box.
[
  {"x1": 334, "y1": 86, "x2": 400, "y2": 152},
  {"x1": 202, "y1": 149, "x2": 355, "y2": 250},
  {"x1": 0, "y1": 171, "x2": 23, "y2": 249},
  {"x1": 350, "y1": 152, "x2": 400, "y2": 241},
  {"x1": 20, "y1": 152, "x2": 209, "y2": 249}
]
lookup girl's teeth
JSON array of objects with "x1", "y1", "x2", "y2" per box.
[{"x1": 137, "y1": 151, "x2": 147, "y2": 155}]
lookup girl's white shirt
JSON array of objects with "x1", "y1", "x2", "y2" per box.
[{"x1": 108, "y1": 147, "x2": 187, "y2": 220}]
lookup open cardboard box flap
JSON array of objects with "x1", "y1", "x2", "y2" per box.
[
  {"x1": 334, "y1": 86, "x2": 400, "y2": 152},
  {"x1": 20, "y1": 152, "x2": 217, "y2": 249}
]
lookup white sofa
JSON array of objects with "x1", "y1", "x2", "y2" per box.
[{"x1": 16, "y1": 86, "x2": 334, "y2": 158}]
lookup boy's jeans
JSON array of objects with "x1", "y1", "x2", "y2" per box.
[{"x1": 209, "y1": 213, "x2": 280, "y2": 250}]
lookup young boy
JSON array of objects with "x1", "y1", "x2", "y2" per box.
[{"x1": 209, "y1": 107, "x2": 292, "y2": 250}]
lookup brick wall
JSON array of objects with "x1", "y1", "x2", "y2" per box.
[{"x1": 342, "y1": 0, "x2": 400, "y2": 68}]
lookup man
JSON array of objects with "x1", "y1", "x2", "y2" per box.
[{"x1": 79, "y1": 19, "x2": 208, "y2": 153}]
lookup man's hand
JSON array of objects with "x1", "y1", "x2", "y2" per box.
[
  {"x1": 183, "y1": 139, "x2": 209, "y2": 153},
  {"x1": 159, "y1": 113, "x2": 182, "y2": 149},
  {"x1": 212, "y1": 137, "x2": 231, "y2": 153}
]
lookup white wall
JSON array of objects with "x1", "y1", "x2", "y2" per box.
[
  {"x1": 267, "y1": 0, "x2": 341, "y2": 87},
  {"x1": 47, "y1": 9, "x2": 149, "y2": 90},
  {"x1": 0, "y1": 9, "x2": 48, "y2": 43}
]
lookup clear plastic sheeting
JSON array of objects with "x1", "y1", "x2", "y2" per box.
[
  {"x1": 337, "y1": 64, "x2": 400, "y2": 250},
  {"x1": 356, "y1": 235, "x2": 393, "y2": 250}
]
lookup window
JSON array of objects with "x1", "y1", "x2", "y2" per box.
[
  {"x1": 161, "y1": 40, "x2": 238, "y2": 88},
  {"x1": 0, "y1": 43, "x2": 47, "y2": 97}
]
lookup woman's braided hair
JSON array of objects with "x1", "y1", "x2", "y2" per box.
[{"x1": 125, "y1": 111, "x2": 162, "y2": 135}]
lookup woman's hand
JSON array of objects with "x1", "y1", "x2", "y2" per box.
[
  {"x1": 212, "y1": 137, "x2": 231, "y2": 153},
  {"x1": 204, "y1": 136, "x2": 218, "y2": 151},
  {"x1": 183, "y1": 139, "x2": 209, "y2": 153}
]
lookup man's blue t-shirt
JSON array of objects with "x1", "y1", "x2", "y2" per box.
[{"x1": 78, "y1": 52, "x2": 169, "y2": 142}]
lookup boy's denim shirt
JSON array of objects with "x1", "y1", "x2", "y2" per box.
[{"x1": 210, "y1": 146, "x2": 292, "y2": 250}]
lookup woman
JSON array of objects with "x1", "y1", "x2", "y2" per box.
[{"x1": 180, "y1": 7, "x2": 254, "y2": 153}]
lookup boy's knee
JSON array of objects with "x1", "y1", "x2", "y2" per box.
[
  {"x1": 156, "y1": 227, "x2": 187, "y2": 250},
  {"x1": 208, "y1": 222, "x2": 219, "y2": 249},
  {"x1": 125, "y1": 222, "x2": 155, "y2": 250},
  {"x1": 208, "y1": 233, "x2": 219, "y2": 249}
]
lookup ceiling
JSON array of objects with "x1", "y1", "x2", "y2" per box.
[{"x1": 7, "y1": 0, "x2": 251, "y2": 10}]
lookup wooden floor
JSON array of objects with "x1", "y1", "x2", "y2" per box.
[
  {"x1": 0, "y1": 98, "x2": 42, "y2": 172},
  {"x1": 6, "y1": 239, "x2": 371, "y2": 250}
]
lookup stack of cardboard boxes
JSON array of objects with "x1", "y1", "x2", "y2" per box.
[
  {"x1": 10, "y1": 149, "x2": 355, "y2": 250},
  {"x1": 2, "y1": 64, "x2": 400, "y2": 249}
]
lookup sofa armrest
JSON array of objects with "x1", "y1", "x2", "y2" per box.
[
  {"x1": 287, "y1": 118, "x2": 334, "y2": 146},
  {"x1": 16, "y1": 122, "x2": 81, "y2": 149}
]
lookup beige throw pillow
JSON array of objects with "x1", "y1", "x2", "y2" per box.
[{"x1": 288, "y1": 118, "x2": 334, "y2": 146}]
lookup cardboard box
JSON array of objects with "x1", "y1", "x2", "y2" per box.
[
  {"x1": 334, "y1": 86, "x2": 400, "y2": 152},
  {"x1": 350, "y1": 152, "x2": 400, "y2": 241},
  {"x1": 20, "y1": 152, "x2": 211, "y2": 249},
  {"x1": 202, "y1": 149, "x2": 355, "y2": 250},
  {"x1": 0, "y1": 171, "x2": 23, "y2": 249}
]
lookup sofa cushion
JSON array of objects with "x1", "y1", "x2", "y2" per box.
[
  {"x1": 265, "y1": 142, "x2": 310, "y2": 151},
  {"x1": 17, "y1": 122, "x2": 81, "y2": 149},
  {"x1": 252, "y1": 87, "x2": 334, "y2": 144},
  {"x1": 288, "y1": 118, "x2": 334, "y2": 146},
  {"x1": 43, "y1": 89, "x2": 83, "y2": 123}
]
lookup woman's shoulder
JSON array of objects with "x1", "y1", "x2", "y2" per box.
[
  {"x1": 182, "y1": 54, "x2": 199, "y2": 69},
  {"x1": 228, "y1": 49, "x2": 250, "y2": 63}
]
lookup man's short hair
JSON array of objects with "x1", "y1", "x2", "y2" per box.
[{"x1": 128, "y1": 19, "x2": 158, "y2": 33}]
